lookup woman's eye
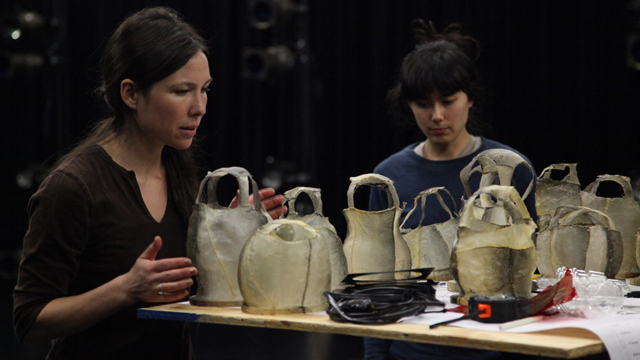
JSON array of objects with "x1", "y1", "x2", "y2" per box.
[
  {"x1": 175, "y1": 89, "x2": 189, "y2": 95},
  {"x1": 202, "y1": 87, "x2": 211, "y2": 94}
]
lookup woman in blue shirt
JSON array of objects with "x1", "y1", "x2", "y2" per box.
[{"x1": 366, "y1": 19, "x2": 536, "y2": 360}]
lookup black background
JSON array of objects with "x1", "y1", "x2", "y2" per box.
[{"x1": 1, "y1": 1, "x2": 639, "y2": 358}]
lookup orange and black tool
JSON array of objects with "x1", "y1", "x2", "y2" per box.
[
  {"x1": 468, "y1": 295, "x2": 530, "y2": 323},
  {"x1": 429, "y1": 295, "x2": 530, "y2": 329}
]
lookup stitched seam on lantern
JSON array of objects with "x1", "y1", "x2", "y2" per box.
[
  {"x1": 345, "y1": 211, "x2": 356, "y2": 272},
  {"x1": 205, "y1": 209, "x2": 236, "y2": 297},
  {"x1": 416, "y1": 227, "x2": 422, "y2": 268},
  {"x1": 300, "y1": 239, "x2": 312, "y2": 311},
  {"x1": 604, "y1": 198, "x2": 611, "y2": 214}
]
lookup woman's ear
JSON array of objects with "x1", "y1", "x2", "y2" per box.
[{"x1": 120, "y1": 79, "x2": 138, "y2": 110}]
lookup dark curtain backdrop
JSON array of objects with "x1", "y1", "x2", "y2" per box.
[
  {"x1": 2, "y1": 1, "x2": 640, "y2": 358},
  {"x1": 2, "y1": 0, "x2": 640, "y2": 285}
]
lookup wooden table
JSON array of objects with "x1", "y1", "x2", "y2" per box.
[{"x1": 138, "y1": 303, "x2": 605, "y2": 358}]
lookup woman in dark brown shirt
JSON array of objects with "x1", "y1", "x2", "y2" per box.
[{"x1": 13, "y1": 7, "x2": 283, "y2": 359}]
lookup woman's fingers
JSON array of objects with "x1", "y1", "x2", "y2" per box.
[
  {"x1": 266, "y1": 201, "x2": 287, "y2": 219},
  {"x1": 155, "y1": 288, "x2": 190, "y2": 302},
  {"x1": 228, "y1": 188, "x2": 288, "y2": 220},
  {"x1": 156, "y1": 278, "x2": 194, "y2": 299},
  {"x1": 255, "y1": 188, "x2": 276, "y2": 202},
  {"x1": 127, "y1": 238, "x2": 198, "y2": 303},
  {"x1": 230, "y1": 188, "x2": 276, "y2": 207},
  {"x1": 139, "y1": 236, "x2": 163, "y2": 261},
  {"x1": 256, "y1": 189, "x2": 288, "y2": 219},
  {"x1": 154, "y1": 262, "x2": 198, "y2": 282},
  {"x1": 151, "y1": 257, "x2": 194, "y2": 272},
  {"x1": 150, "y1": 259, "x2": 197, "y2": 302},
  {"x1": 259, "y1": 193, "x2": 282, "y2": 210},
  {"x1": 228, "y1": 191, "x2": 241, "y2": 208}
]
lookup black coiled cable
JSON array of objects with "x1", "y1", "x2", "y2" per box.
[{"x1": 324, "y1": 269, "x2": 445, "y2": 325}]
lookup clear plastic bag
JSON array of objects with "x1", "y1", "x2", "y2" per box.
[{"x1": 554, "y1": 267, "x2": 627, "y2": 318}]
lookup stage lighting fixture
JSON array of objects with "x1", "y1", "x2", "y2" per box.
[
  {"x1": 249, "y1": 0, "x2": 276, "y2": 29},
  {"x1": 0, "y1": 10, "x2": 51, "y2": 78},
  {"x1": 248, "y1": 0, "x2": 307, "y2": 29},
  {"x1": 1, "y1": 10, "x2": 46, "y2": 44},
  {"x1": 242, "y1": 45, "x2": 296, "y2": 79}
]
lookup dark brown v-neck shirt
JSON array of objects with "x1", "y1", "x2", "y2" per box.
[{"x1": 14, "y1": 145, "x2": 190, "y2": 360}]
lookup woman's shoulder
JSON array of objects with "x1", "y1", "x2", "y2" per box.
[
  {"x1": 480, "y1": 137, "x2": 517, "y2": 151},
  {"x1": 42, "y1": 145, "x2": 122, "y2": 195},
  {"x1": 58, "y1": 144, "x2": 121, "y2": 174}
]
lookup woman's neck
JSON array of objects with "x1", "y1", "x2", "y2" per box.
[
  {"x1": 100, "y1": 133, "x2": 165, "y2": 178},
  {"x1": 423, "y1": 132, "x2": 472, "y2": 161},
  {"x1": 101, "y1": 132, "x2": 168, "y2": 222}
]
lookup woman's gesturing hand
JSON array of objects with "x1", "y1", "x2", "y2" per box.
[{"x1": 124, "y1": 236, "x2": 197, "y2": 303}]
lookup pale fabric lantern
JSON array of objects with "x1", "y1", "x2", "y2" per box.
[
  {"x1": 536, "y1": 205, "x2": 623, "y2": 279},
  {"x1": 451, "y1": 185, "x2": 538, "y2": 305},
  {"x1": 186, "y1": 167, "x2": 269, "y2": 306},
  {"x1": 581, "y1": 175, "x2": 640, "y2": 278},
  {"x1": 238, "y1": 219, "x2": 332, "y2": 315},
  {"x1": 342, "y1": 174, "x2": 411, "y2": 280},
  {"x1": 400, "y1": 187, "x2": 458, "y2": 281},
  {"x1": 280, "y1": 187, "x2": 348, "y2": 290}
]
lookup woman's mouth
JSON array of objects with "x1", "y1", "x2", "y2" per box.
[{"x1": 180, "y1": 126, "x2": 198, "y2": 137}]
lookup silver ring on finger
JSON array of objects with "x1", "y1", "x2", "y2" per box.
[{"x1": 158, "y1": 283, "x2": 164, "y2": 296}]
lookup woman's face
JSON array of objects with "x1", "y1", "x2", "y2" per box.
[
  {"x1": 408, "y1": 90, "x2": 473, "y2": 147},
  {"x1": 134, "y1": 51, "x2": 211, "y2": 150}
]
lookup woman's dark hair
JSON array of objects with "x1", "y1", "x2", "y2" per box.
[
  {"x1": 387, "y1": 19, "x2": 487, "y2": 135},
  {"x1": 55, "y1": 6, "x2": 209, "y2": 221}
]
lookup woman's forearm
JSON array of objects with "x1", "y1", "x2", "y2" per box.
[
  {"x1": 22, "y1": 238, "x2": 195, "y2": 344},
  {"x1": 22, "y1": 274, "x2": 133, "y2": 343}
]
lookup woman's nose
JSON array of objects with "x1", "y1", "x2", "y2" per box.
[
  {"x1": 431, "y1": 103, "x2": 444, "y2": 121},
  {"x1": 191, "y1": 93, "x2": 207, "y2": 116}
]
